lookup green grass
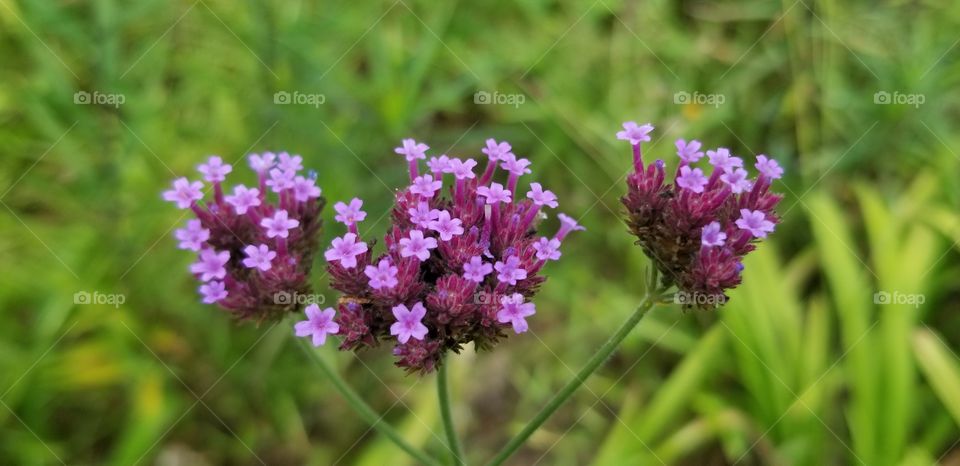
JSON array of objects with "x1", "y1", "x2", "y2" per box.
[{"x1": 2, "y1": 0, "x2": 960, "y2": 464}]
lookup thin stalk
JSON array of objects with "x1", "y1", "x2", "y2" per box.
[
  {"x1": 438, "y1": 361, "x2": 465, "y2": 466},
  {"x1": 484, "y1": 293, "x2": 661, "y2": 466},
  {"x1": 295, "y1": 337, "x2": 443, "y2": 466}
]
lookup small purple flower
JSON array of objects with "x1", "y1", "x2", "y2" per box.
[
  {"x1": 410, "y1": 174, "x2": 443, "y2": 198},
  {"x1": 735, "y1": 209, "x2": 775, "y2": 238},
  {"x1": 463, "y1": 256, "x2": 493, "y2": 283},
  {"x1": 242, "y1": 244, "x2": 277, "y2": 271},
  {"x1": 428, "y1": 210, "x2": 464, "y2": 241},
  {"x1": 527, "y1": 183, "x2": 558, "y2": 208},
  {"x1": 407, "y1": 202, "x2": 439, "y2": 229},
  {"x1": 334, "y1": 198, "x2": 367, "y2": 226},
  {"x1": 191, "y1": 249, "x2": 230, "y2": 281},
  {"x1": 427, "y1": 155, "x2": 451, "y2": 173},
  {"x1": 163, "y1": 177, "x2": 204, "y2": 209},
  {"x1": 365, "y1": 259, "x2": 399, "y2": 290},
  {"x1": 477, "y1": 183, "x2": 512, "y2": 204},
  {"x1": 261, "y1": 210, "x2": 300, "y2": 239},
  {"x1": 175, "y1": 219, "x2": 210, "y2": 251},
  {"x1": 500, "y1": 154, "x2": 532, "y2": 177},
  {"x1": 399, "y1": 230, "x2": 438, "y2": 262},
  {"x1": 497, "y1": 293, "x2": 536, "y2": 334},
  {"x1": 481, "y1": 139, "x2": 513, "y2": 161},
  {"x1": 199, "y1": 280, "x2": 228, "y2": 304},
  {"x1": 225, "y1": 185, "x2": 261, "y2": 215},
  {"x1": 291, "y1": 176, "x2": 322, "y2": 202},
  {"x1": 248, "y1": 152, "x2": 276, "y2": 173},
  {"x1": 556, "y1": 213, "x2": 586, "y2": 241},
  {"x1": 701, "y1": 221, "x2": 727, "y2": 247},
  {"x1": 325, "y1": 233, "x2": 368, "y2": 268},
  {"x1": 755, "y1": 155, "x2": 784, "y2": 180},
  {"x1": 494, "y1": 255, "x2": 527, "y2": 285},
  {"x1": 533, "y1": 237, "x2": 561, "y2": 261},
  {"x1": 707, "y1": 148, "x2": 743, "y2": 172},
  {"x1": 277, "y1": 152, "x2": 303, "y2": 172},
  {"x1": 295, "y1": 304, "x2": 340, "y2": 346},
  {"x1": 675, "y1": 139, "x2": 704, "y2": 164},
  {"x1": 197, "y1": 156, "x2": 232, "y2": 183},
  {"x1": 616, "y1": 121, "x2": 654, "y2": 145},
  {"x1": 266, "y1": 168, "x2": 295, "y2": 192},
  {"x1": 719, "y1": 168, "x2": 752, "y2": 194},
  {"x1": 390, "y1": 302, "x2": 429, "y2": 343},
  {"x1": 676, "y1": 166, "x2": 708, "y2": 193},
  {"x1": 448, "y1": 158, "x2": 477, "y2": 180},
  {"x1": 395, "y1": 139, "x2": 430, "y2": 162}
]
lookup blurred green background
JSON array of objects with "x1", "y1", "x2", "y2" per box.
[{"x1": 2, "y1": 0, "x2": 960, "y2": 464}]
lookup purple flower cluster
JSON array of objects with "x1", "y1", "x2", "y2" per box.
[
  {"x1": 618, "y1": 121, "x2": 784, "y2": 308},
  {"x1": 311, "y1": 138, "x2": 582, "y2": 373},
  {"x1": 164, "y1": 153, "x2": 325, "y2": 322}
]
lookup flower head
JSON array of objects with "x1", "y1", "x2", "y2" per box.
[
  {"x1": 292, "y1": 176, "x2": 322, "y2": 202},
  {"x1": 500, "y1": 154, "x2": 532, "y2": 177},
  {"x1": 429, "y1": 211, "x2": 464, "y2": 241},
  {"x1": 399, "y1": 230, "x2": 438, "y2": 261},
  {"x1": 242, "y1": 244, "x2": 277, "y2": 271},
  {"x1": 497, "y1": 294, "x2": 536, "y2": 334},
  {"x1": 197, "y1": 156, "x2": 232, "y2": 183},
  {"x1": 677, "y1": 166, "x2": 708, "y2": 193},
  {"x1": 736, "y1": 209, "x2": 775, "y2": 238},
  {"x1": 719, "y1": 168, "x2": 752, "y2": 194},
  {"x1": 707, "y1": 148, "x2": 743, "y2": 172},
  {"x1": 266, "y1": 168, "x2": 295, "y2": 192},
  {"x1": 481, "y1": 139, "x2": 513, "y2": 161},
  {"x1": 410, "y1": 174, "x2": 442, "y2": 198},
  {"x1": 163, "y1": 178, "x2": 204, "y2": 209},
  {"x1": 248, "y1": 152, "x2": 276, "y2": 173},
  {"x1": 448, "y1": 158, "x2": 477, "y2": 180},
  {"x1": 395, "y1": 139, "x2": 430, "y2": 162},
  {"x1": 390, "y1": 303, "x2": 429, "y2": 343},
  {"x1": 427, "y1": 155, "x2": 451, "y2": 173},
  {"x1": 533, "y1": 237, "x2": 561, "y2": 261},
  {"x1": 261, "y1": 210, "x2": 300, "y2": 239},
  {"x1": 675, "y1": 139, "x2": 704, "y2": 164},
  {"x1": 408, "y1": 202, "x2": 441, "y2": 228},
  {"x1": 616, "y1": 121, "x2": 654, "y2": 145},
  {"x1": 199, "y1": 280, "x2": 228, "y2": 304},
  {"x1": 191, "y1": 249, "x2": 230, "y2": 281},
  {"x1": 755, "y1": 155, "x2": 784, "y2": 180},
  {"x1": 365, "y1": 259, "x2": 399, "y2": 290},
  {"x1": 225, "y1": 185, "x2": 261, "y2": 215},
  {"x1": 477, "y1": 183, "x2": 512, "y2": 204},
  {"x1": 527, "y1": 183, "x2": 558, "y2": 208},
  {"x1": 295, "y1": 304, "x2": 340, "y2": 346},
  {"x1": 175, "y1": 219, "x2": 210, "y2": 251},
  {"x1": 494, "y1": 255, "x2": 527, "y2": 285},
  {"x1": 277, "y1": 152, "x2": 303, "y2": 172},
  {"x1": 325, "y1": 233, "x2": 368, "y2": 268},
  {"x1": 334, "y1": 198, "x2": 367, "y2": 226},
  {"x1": 463, "y1": 256, "x2": 493, "y2": 283}
]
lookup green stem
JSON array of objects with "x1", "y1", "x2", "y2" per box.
[
  {"x1": 295, "y1": 337, "x2": 444, "y2": 466},
  {"x1": 484, "y1": 293, "x2": 660, "y2": 466},
  {"x1": 438, "y1": 360, "x2": 466, "y2": 466}
]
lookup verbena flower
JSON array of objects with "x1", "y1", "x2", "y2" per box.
[
  {"x1": 619, "y1": 122, "x2": 784, "y2": 308},
  {"x1": 164, "y1": 152, "x2": 325, "y2": 322},
  {"x1": 314, "y1": 138, "x2": 582, "y2": 373}
]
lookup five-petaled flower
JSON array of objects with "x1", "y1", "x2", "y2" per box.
[
  {"x1": 199, "y1": 280, "x2": 228, "y2": 304},
  {"x1": 242, "y1": 244, "x2": 277, "y2": 271},
  {"x1": 390, "y1": 302, "x2": 429, "y2": 343},
  {"x1": 295, "y1": 304, "x2": 340, "y2": 346},
  {"x1": 736, "y1": 209, "x2": 775, "y2": 238},
  {"x1": 163, "y1": 177, "x2": 204, "y2": 209},
  {"x1": 395, "y1": 139, "x2": 430, "y2": 162},
  {"x1": 477, "y1": 183, "x2": 512, "y2": 204},
  {"x1": 755, "y1": 155, "x2": 784, "y2": 180},
  {"x1": 429, "y1": 211, "x2": 464, "y2": 241},
  {"x1": 365, "y1": 259, "x2": 399, "y2": 290},
  {"x1": 494, "y1": 255, "x2": 527, "y2": 285},
  {"x1": 701, "y1": 221, "x2": 727, "y2": 247},
  {"x1": 225, "y1": 185, "x2": 261, "y2": 215},
  {"x1": 261, "y1": 210, "x2": 300, "y2": 238},
  {"x1": 463, "y1": 256, "x2": 493, "y2": 283},
  {"x1": 191, "y1": 249, "x2": 230, "y2": 281},
  {"x1": 676, "y1": 139, "x2": 704, "y2": 164},
  {"x1": 616, "y1": 121, "x2": 654, "y2": 145},
  {"x1": 175, "y1": 219, "x2": 210, "y2": 251},
  {"x1": 334, "y1": 198, "x2": 367, "y2": 226},
  {"x1": 497, "y1": 294, "x2": 536, "y2": 334},
  {"x1": 481, "y1": 138, "x2": 513, "y2": 161},
  {"x1": 399, "y1": 230, "x2": 438, "y2": 262},
  {"x1": 325, "y1": 233, "x2": 368, "y2": 268},
  {"x1": 197, "y1": 156, "x2": 233, "y2": 183},
  {"x1": 533, "y1": 237, "x2": 562, "y2": 261},
  {"x1": 676, "y1": 166, "x2": 708, "y2": 193},
  {"x1": 410, "y1": 174, "x2": 443, "y2": 198},
  {"x1": 527, "y1": 183, "x2": 558, "y2": 208}
]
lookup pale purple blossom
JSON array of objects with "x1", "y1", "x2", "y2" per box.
[
  {"x1": 616, "y1": 121, "x2": 654, "y2": 145},
  {"x1": 399, "y1": 230, "x2": 438, "y2": 262},
  {"x1": 427, "y1": 155, "x2": 451, "y2": 173},
  {"x1": 675, "y1": 139, "x2": 704, "y2": 164},
  {"x1": 175, "y1": 219, "x2": 209, "y2": 251},
  {"x1": 291, "y1": 176, "x2": 322, "y2": 202},
  {"x1": 295, "y1": 304, "x2": 340, "y2": 346},
  {"x1": 556, "y1": 213, "x2": 585, "y2": 241},
  {"x1": 199, "y1": 280, "x2": 228, "y2": 304},
  {"x1": 365, "y1": 259, "x2": 399, "y2": 290},
  {"x1": 261, "y1": 210, "x2": 300, "y2": 239},
  {"x1": 719, "y1": 168, "x2": 752, "y2": 194},
  {"x1": 707, "y1": 148, "x2": 743, "y2": 172},
  {"x1": 390, "y1": 302, "x2": 429, "y2": 343},
  {"x1": 334, "y1": 198, "x2": 367, "y2": 226},
  {"x1": 277, "y1": 152, "x2": 303, "y2": 172},
  {"x1": 266, "y1": 168, "x2": 295, "y2": 192},
  {"x1": 225, "y1": 185, "x2": 261, "y2": 215},
  {"x1": 481, "y1": 139, "x2": 513, "y2": 161},
  {"x1": 248, "y1": 152, "x2": 276, "y2": 173},
  {"x1": 410, "y1": 174, "x2": 442, "y2": 198},
  {"x1": 448, "y1": 158, "x2": 477, "y2": 180},
  {"x1": 197, "y1": 156, "x2": 232, "y2": 183},
  {"x1": 755, "y1": 155, "x2": 784, "y2": 180},
  {"x1": 477, "y1": 183, "x2": 512, "y2": 204},
  {"x1": 191, "y1": 249, "x2": 230, "y2": 281},
  {"x1": 494, "y1": 255, "x2": 527, "y2": 285},
  {"x1": 497, "y1": 293, "x2": 536, "y2": 334},
  {"x1": 735, "y1": 209, "x2": 775, "y2": 238},
  {"x1": 463, "y1": 256, "x2": 493, "y2": 283},
  {"x1": 533, "y1": 237, "x2": 561, "y2": 261},
  {"x1": 428, "y1": 210, "x2": 464, "y2": 241},
  {"x1": 676, "y1": 166, "x2": 708, "y2": 193},
  {"x1": 500, "y1": 154, "x2": 532, "y2": 177},
  {"x1": 701, "y1": 221, "x2": 727, "y2": 247},
  {"x1": 242, "y1": 244, "x2": 277, "y2": 271},
  {"x1": 526, "y1": 183, "x2": 558, "y2": 208},
  {"x1": 163, "y1": 177, "x2": 204, "y2": 209},
  {"x1": 408, "y1": 202, "x2": 441, "y2": 229},
  {"x1": 325, "y1": 233, "x2": 368, "y2": 268},
  {"x1": 394, "y1": 139, "x2": 430, "y2": 162}
]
